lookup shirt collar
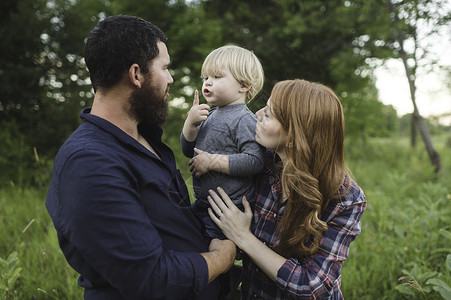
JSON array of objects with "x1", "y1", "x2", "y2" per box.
[{"x1": 80, "y1": 108, "x2": 174, "y2": 169}]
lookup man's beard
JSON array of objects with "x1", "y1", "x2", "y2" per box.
[{"x1": 127, "y1": 77, "x2": 169, "y2": 126}]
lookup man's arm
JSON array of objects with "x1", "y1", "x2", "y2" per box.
[
  {"x1": 201, "y1": 239, "x2": 237, "y2": 283},
  {"x1": 51, "y1": 150, "x2": 213, "y2": 298}
]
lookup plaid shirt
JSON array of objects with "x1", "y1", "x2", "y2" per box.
[{"x1": 241, "y1": 149, "x2": 367, "y2": 299}]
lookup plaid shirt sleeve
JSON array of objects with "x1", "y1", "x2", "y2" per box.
[{"x1": 275, "y1": 179, "x2": 367, "y2": 298}]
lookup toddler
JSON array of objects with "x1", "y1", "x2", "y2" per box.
[{"x1": 181, "y1": 45, "x2": 265, "y2": 239}]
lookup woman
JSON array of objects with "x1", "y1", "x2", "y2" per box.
[{"x1": 207, "y1": 79, "x2": 367, "y2": 299}]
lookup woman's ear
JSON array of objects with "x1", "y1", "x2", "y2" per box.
[{"x1": 128, "y1": 63, "x2": 143, "y2": 88}]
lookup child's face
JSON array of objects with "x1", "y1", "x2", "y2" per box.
[{"x1": 201, "y1": 68, "x2": 249, "y2": 107}]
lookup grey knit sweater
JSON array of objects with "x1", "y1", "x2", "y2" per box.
[{"x1": 181, "y1": 103, "x2": 265, "y2": 205}]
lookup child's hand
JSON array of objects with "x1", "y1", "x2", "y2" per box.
[
  {"x1": 189, "y1": 148, "x2": 230, "y2": 177},
  {"x1": 189, "y1": 148, "x2": 214, "y2": 177},
  {"x1": 186, "y1": 90, "x2": 210, "y2": 128}
]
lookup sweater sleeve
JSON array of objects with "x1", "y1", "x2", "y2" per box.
[
  {"x1": 51, "y1": 150, "x2": 209, "y2": 299},
  {"x1": 181, "y1": 132, "x2": 197, "y2": 158},
  {"x1": 228, "y1": 113, "x2": 265, "y2": 176}
]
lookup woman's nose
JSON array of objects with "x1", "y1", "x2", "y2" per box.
[{"x1": 256, "y1": 108, "x2": 263, "y2": 121}]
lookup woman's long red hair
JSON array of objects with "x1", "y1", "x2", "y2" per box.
[{"x1": 270, "y1": 79, "x2": 349, "y2": 260}]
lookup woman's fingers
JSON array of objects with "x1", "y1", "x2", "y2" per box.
[
  {"x1": 216, "y1": 187, "x2": 236, "y2": 209},
  {"x1": 208, "y1": 207, "x2": 221, "y2": 225},
  {"x1": 242, "y1": 196, "x2": 253, "y2": 219},
  {"x1": 207, "y1": 195, "x2": 223, "y2": 217},
  {"x1": 208, "y1": 189, "x2": 229, "y2": 212},
  {"x1": 242, "y1": 196, "x2": 250, "y2": 212}
]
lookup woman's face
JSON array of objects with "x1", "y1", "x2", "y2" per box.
[{"x1": 255, "y1": 98, "x2": 286, "y2": 151}]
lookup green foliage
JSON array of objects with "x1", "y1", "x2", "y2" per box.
[
  {"x1": 0, "y1": 121, "x2": 53, "y2": 188},
  {"x1": 342, "y1": 135, "x2": 451, "y2": 299},
  {"x1": 1, "y1": 135, "x2": 450, "y2": 298},
  {"x1": 0, "y1": 0, "x2": 106, "y2": 187},
  {"x1": 0, "y1": 188, "x2": 82, "y2": 299},
  {"x1": 0, "y1": 251, "x2": 22, "y2": 298},
  {"x1": 3, "y1": 0, "x2": 446, "y2": 185}
]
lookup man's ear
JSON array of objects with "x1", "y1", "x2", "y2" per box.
[{"x1": 129, "y1": 63, "x2": 143, "y2": 88}]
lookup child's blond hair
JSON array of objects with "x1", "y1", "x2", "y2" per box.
[{"x1": 201, "y1": 45, "x2": 264, "y2": 102}]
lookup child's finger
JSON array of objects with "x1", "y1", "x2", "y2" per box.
[
  {"x1": 193, "y1": 148, "x2": 204, "y2": 155},
  {"x1": 193, "y1": 90, "x2": 199, "y2": 106}
]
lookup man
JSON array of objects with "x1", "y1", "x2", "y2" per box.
[{"x1": 46, "y1": 15, "x2": 236, "y2": 299}]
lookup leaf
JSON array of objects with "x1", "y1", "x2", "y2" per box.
[
  {"x1": 0, "y1": 257, "x2": 7, "y2": 266},
  {"x1": 395, "y1": 284, "x2": 416, "y2": 296},
  {"x1": 417, "y1": 271, "x2": 438, "y2": 283},
  {"x1": 0, "y1": 282, "x2": 9, "y2": 291},
  {"x1": 427, "y1": 278, "x2": 451, "y2": 300},
  {"x1": 439, "y1": 229, "x2": 451, "y2": 241},
  {"x1": 447, "y1": 254, "x2": 451, "y2": 272},
  {"x1": 6, "y1": 251, "x2": 19, "y2": 265},
  {"x1": 7, "y1": 267, "x2": 22, "y2": 288}
]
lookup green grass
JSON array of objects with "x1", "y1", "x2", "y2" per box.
[
  {"x1": 0, "y1": 188, "x2": 82, "y2": 299},
  {"x1": 0, "y1": 134, "x2": 450, "y2": 299},
  {"x1": 342, "y1": 134, "x2": 451, "y2": 299}
]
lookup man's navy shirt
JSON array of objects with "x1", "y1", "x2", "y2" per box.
[{"x1": 46, "y1": 108, "x2": 220, "y2": 299}]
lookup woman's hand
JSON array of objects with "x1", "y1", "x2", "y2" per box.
[
  {"x1": 207, "y1": 187, "x2": 253, "y2": 248},
  {"x1": 209, "y1": 187, "x2": 287, "y2": 281}
]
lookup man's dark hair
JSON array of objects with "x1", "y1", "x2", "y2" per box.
[{"x1": 84, "y1": 15, "x2": 167, "y2": 92}]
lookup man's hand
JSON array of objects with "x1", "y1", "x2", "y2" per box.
[
  {"x1": 201, "y1": 239, "x2": 236, "y2": 283},
  {"x1": 182, "y1": 90, "x2": 210, "y2": 142}
]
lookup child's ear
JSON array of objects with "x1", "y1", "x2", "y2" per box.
[{"x1": 239, "y1": 84, "x2": 251, "y2": 93}]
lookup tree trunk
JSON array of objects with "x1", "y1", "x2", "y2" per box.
[
  {"x1": 411, "y1": 112, "x2": 442, "y2": 172},
  {"x1": 410, "y1": 115, "x2": 417, "y2": 147},
  {"x1": 396, "y1": 31, "x2": 442, "y2": 173}
]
